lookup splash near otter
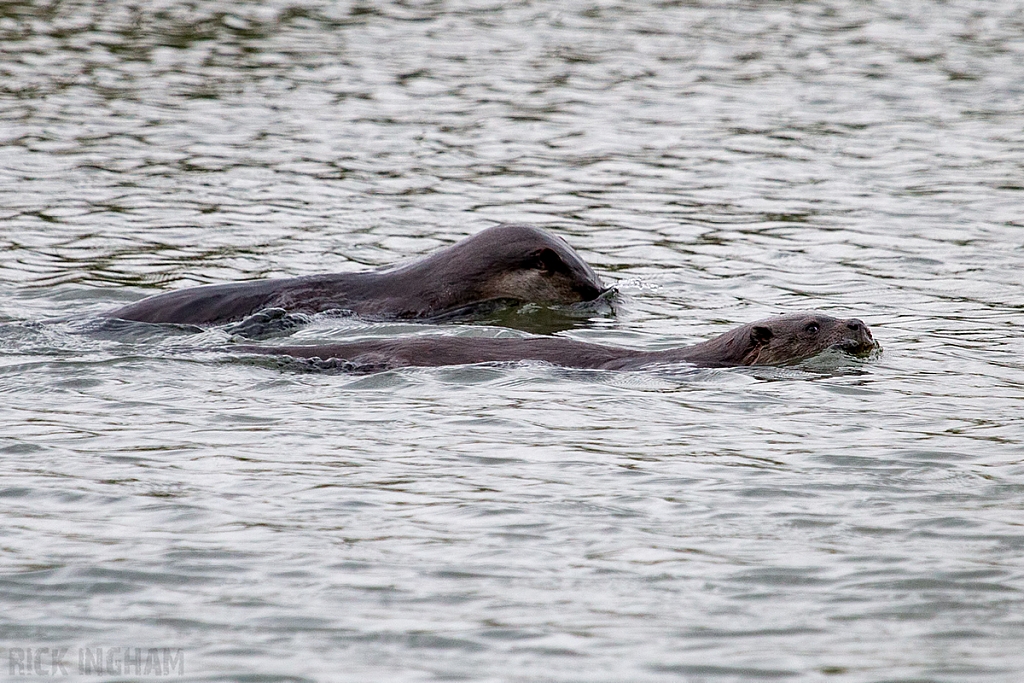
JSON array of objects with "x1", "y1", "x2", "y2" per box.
[
  {"x1": 105, "y1": 224, "x2": 607, "y2": 326},
  {"x1": 237, "y1": 313, "x2": 877, "y2": 372}
]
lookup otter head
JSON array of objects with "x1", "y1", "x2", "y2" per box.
[
  {"x1": 741, "y1": 313, "x2": 877, "y2": 366},
  {"x1": 446, "y1": 224, "x2": 608, "y2": 306}
]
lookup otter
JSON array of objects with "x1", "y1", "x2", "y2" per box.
[
  {"x1": 237, "y1": 313, "x2": 877, "y2": 372},
  {"x1": 105, "y1": 224, "x2": 607, "y2": 326}
]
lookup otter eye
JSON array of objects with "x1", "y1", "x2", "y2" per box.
[
  {"x1": 805, "y1": 322, "x2": 820, "y2": 334},
  {"x1": 528, "y1": 248, "x2": 562, "y2": 274}
]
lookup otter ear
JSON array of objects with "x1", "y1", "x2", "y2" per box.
[
  {"x1": 750, "y1": 325, "x2": 773, "y2": 345},
  {"x1": 529, "y1": 248, "x2": 564, "y2": 273}
]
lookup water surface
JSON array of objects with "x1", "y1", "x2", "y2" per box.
[{"x1": 2, "y1": 1, "x2": 1024, "y2": 681}]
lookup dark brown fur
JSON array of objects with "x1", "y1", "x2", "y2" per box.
[
  {"x1": 238, "y1": 313, "x2": 877, "y2": 372},
  {"x1": 105, "y1": 224, "x2": 607, "y2": 325}
]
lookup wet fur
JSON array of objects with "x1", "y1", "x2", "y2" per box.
[
  {"x1": 238, "y1": 313, "x2": 877, "y2": 372},
  {"x1": 105, "y1": 224, "x2": 606, "y2": 325}
]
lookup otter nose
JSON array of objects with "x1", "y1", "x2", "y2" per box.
[{"x1": 847, "y1": 318, "x2": 873, "y2": 342}]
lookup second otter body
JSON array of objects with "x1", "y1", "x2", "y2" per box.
[
  {"x1": 239, "y1": 313, "x2": 877, "y2": 372},
  {"x1": 105, "y1": 224, "x2": 607, "y2": 325}
]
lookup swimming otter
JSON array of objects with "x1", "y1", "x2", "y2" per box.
[
  {"x1": 105, "y1": 224, "x2": 607, "y2": 326},
  {"x1": 237, "y1": 313, "x2": 877, "y2": 372}
]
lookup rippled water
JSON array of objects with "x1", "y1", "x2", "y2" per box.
[{"x1": 3, "y1": 1, "x2": 1024, "y2": 681}]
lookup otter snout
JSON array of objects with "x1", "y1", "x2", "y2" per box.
[
  {"x1": 578, "y1": 282, "x2": 613, "y2": 301},
  {"x1": 843, "y1": 318, "x2": 877, "y2": 355}
]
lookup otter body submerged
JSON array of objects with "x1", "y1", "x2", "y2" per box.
[
  {"x1": 106, "y1": 224, "x2": 607, "y2": 325},
  {"x1": 239, "y1": 313, "x2": 877, "y2": 372}
]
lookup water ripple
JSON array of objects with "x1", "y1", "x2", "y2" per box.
[{"x1": 2, "y1": 0, "x2": 1024, "y2": 681}]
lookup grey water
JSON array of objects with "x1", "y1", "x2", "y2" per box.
[{"x1": 2, "y1": 1, "x2": 1023, "y2": 681}]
